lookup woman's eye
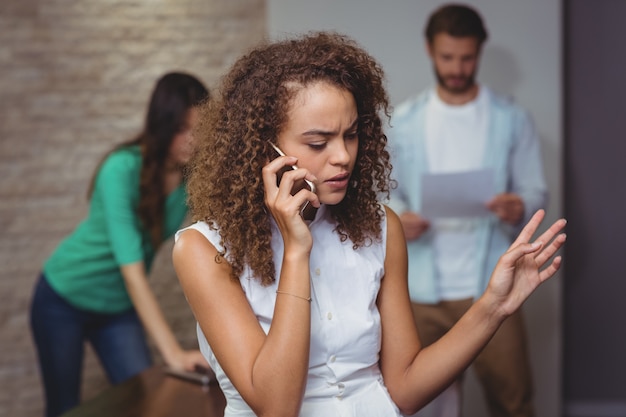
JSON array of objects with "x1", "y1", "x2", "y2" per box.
[
  {"x1": 308, "y1": 143, "x2": 326, "y2": 150},
  {"x1": 345, "y1": 132, "x2": 358, "y2": 140}
]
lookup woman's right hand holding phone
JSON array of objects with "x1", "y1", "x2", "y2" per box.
[{"x1": 262, "y1": 154, "x2": 319, "y2": 254}]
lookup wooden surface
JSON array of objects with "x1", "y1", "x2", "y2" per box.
[{"x1": 61, "y1": 366, "x2": 226, "y2": 417}]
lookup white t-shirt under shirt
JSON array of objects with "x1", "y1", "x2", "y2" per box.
[{"x1": 424, "y1": 86, "x2": 490, "y2": 300}]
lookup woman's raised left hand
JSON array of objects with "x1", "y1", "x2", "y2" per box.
[{"x1": 484, "y1": 209, "x2": 566, "y2": 317}]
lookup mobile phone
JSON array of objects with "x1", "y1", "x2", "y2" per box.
[{"x1": 270, "y1": 144, "x2": 318, "y2": 221}]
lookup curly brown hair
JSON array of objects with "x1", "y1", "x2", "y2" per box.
[{"x1": 186, "y1": 32, "x2": 393, "y2": 285}]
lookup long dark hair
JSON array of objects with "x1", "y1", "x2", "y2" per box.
[{"x1": 89, "y1": 72, "x2": 209, "y2": 248}]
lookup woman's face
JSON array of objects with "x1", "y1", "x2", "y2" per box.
[
  {"x1": 276, "y1": 82, "x2": 358, "y2": 206},
  {"x1": 168, "y1": 107, "x2": 198, "y2": 166}
]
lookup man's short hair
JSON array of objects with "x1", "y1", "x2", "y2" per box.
[{"x1": 425, "y1": 3, "x2": 488, "y2": 45}]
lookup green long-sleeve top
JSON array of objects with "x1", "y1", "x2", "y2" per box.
[{"x1": 43, "y1": 145, "x2": 188, "y2": 314}]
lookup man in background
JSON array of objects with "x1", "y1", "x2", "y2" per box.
[{"x1": 387, "y1": 4, "x2": 547, "y2": 417}]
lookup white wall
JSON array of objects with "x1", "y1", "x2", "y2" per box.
[{"x1": 268, "y1": 1, "x2": 563, "y2": 416}]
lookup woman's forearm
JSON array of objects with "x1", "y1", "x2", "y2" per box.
[{"x1": 120, "y1": 263, "x2": 183, "y2": 365}]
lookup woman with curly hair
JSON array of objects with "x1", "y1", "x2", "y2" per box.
[
  {"x1": 173, "y1": 33, "x2": 566, "y2": 417},
  {"x1": 30, "y1": 72, "x2": 210, "y2": 417}
]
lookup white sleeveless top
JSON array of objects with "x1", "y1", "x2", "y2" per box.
[{"x1": 176, "y1": 205, "x2": 401, "y2": 416}]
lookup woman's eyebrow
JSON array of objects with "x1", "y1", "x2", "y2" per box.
[{"x1": 301, "y1": 118, "x2": 358, "y2": 137}]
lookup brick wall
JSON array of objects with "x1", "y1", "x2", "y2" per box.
[{"x1": 0, "y1": 1, "x2": 265, "y2": 415}]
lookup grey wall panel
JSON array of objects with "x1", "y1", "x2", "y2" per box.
[{"x1": 564, "y1": 1, "x2": 626, "y2": 416}]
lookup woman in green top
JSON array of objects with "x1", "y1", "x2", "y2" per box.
[{"x1": 30, "y1": 72, "x2": 210, "y2": 417}]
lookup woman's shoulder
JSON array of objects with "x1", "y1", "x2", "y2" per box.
[
  {"x1": 176, "y1": 221, "x2": 224, "y2": 252},
  {"x1": 381, "y1": 204, "x2": 403, "y2": 245},
  {"x1": 91, "y1": 145, "x2": 141, "y2": 194},
  {"x1": 98, "y1": 145, "x2": 141, "y2": 177}
]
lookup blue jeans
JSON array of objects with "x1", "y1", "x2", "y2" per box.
[{"x1": 30, "y1": 274, "x2": 152, "y2": 417}]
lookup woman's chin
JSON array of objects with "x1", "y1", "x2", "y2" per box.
[{"x1": 318, "y1": 192, "x2": 347, "y2": 207}]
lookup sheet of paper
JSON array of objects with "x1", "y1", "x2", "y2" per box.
[{"x1": 421, "y1": 169, "x2": 494, "y2": 219}]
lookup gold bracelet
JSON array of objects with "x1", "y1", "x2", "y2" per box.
[{"x1": 276, "y1": 290, "x2": 311, "y2": 302}]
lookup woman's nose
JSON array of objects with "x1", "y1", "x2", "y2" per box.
[{"x1": 329, "y1": 140, "x2": 350, "y2": 165}]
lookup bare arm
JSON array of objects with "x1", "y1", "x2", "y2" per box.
[
  {"x1": 173, "y1": 155, "x2": 319, "y2": 417},
  {"x1": 121, "y1": 262, "x2": 207, "y2": 371},
  {"x1": 379, "y1": 207, "x2": 566, "y2": 415},
  {"x1": 173, "y1": 232, "x2": 310, "y2": 417}
]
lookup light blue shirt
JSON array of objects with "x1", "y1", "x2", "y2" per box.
[{"x1": 387, "y1": 87, "x2": 548, "y2": 303}]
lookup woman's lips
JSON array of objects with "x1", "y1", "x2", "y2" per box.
[{"x1": 325, "y1": 172, "x2": 350, "y2": 189}]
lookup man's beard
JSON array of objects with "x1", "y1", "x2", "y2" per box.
[{"x1": 434, "y1": 66, "x2": 476, "y2": 95}]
